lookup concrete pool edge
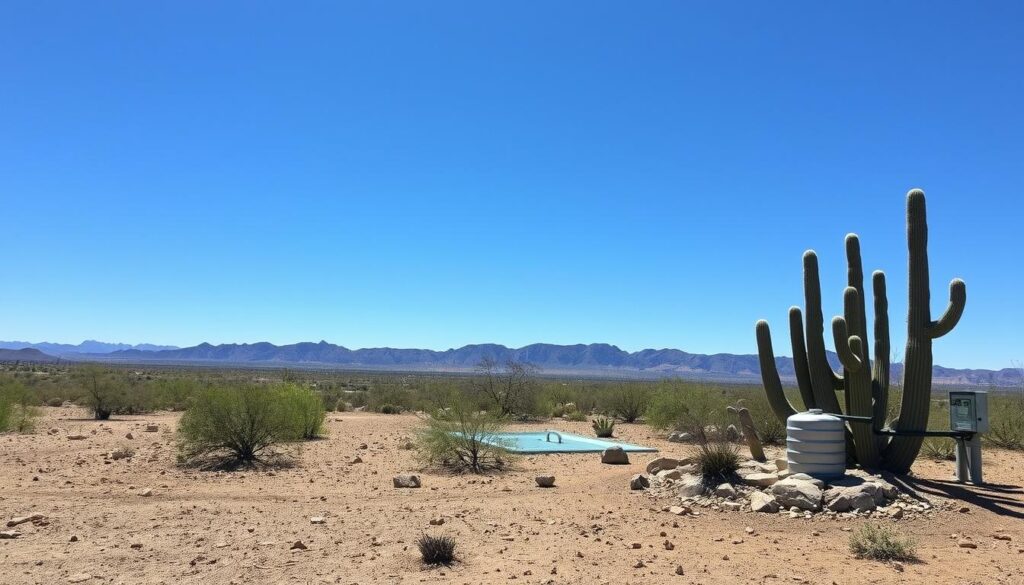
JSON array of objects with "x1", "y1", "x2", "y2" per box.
[{"x1": 475, "y1": 430, "x2": 658, "y2": 454}]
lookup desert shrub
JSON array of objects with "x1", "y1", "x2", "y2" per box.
[
  {"x1": 921, "y1": 437, "x2": 956, "y2": 461},
  {"x1": 335, "y1": 398, "x2": 349, "y2": 412},
  {"x1": 416, "y1": 405, "x2": 512, "y2": 473},
  {"x1": 46, "y1": 397, "x2": 64, "y2": 407},
  {"x1": 0, "y1": 380, "x2": 40, "y2": 433},
  {"x1": 74, "y1": 365, "x2": 125, "y2": 420},
  {"x1": 607, "y1": 385, "x2": 650, "y2": 423},
  {"x1": 110, "y1": 446, "x2": 135, "y2": 460},
  {"x1": 471, "y1": 358, "x2": 543, "y2": 419},
  {"x1": 849, "y1": 524, "x2": 917, "y2": 562},
  {"x1": 378, "y1": 404, "x2": 402, "y2": 414},
  {"x1": 564, "y1": 410, "x2": 587, "y2": 422},
  {"x1": 278, "y1": 385, "x2": 326, "y2": 440},
  {"x1": 417, "y1": 534, "x2": 456, "y2": 565},
  {"x1": 177, "y1": 385, "x2": 295, "y2": 467},
  {"x1": 646, "y1": 383, "x2": 730, "y2": 438},
  {"x1": 693, "y1": 440, "x2": 741, "y2": 486},
  {"x1": 592, "y1": 416, "x2": 615, "y2": 438},
  {"x1": 986, "y1": 394, "x2": 1024, "y2": 450}
]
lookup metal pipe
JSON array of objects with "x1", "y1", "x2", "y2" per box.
[{"x1": 545, "y1": 431, "x2": 562, "y2": 444}]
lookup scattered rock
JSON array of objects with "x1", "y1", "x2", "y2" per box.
[
  {"x1": 125, "y1": 432, "x2": 134, "y2": 440},
  {"x1": 775, "y1": 458, "x2": 788, "y2": 471},
  {"x1": 393, "y1": 474, "x2": 421, "y2": 488},
  {"x1": 958, "y1": 539, "x2": 977, "y2": 549},
  {"x1": 667, "y1": 432, "x2": 693, "y2": 443},
  {"x1": 657, "y1": 469, "x2": 683, "y2": 481},
  {"x1": 601, "y1": 447, "x2": 629, "y2": 465},
  {"x1": 677, "y1": 475, "x2": 705, "y2": 498},
  {"x1": 67, "y1": 434, "x2": 87, "y2": 441},
  {"x1": 668, "y1": 505, "x2": 691, "y2": 516},
  {"x1": 310, "y1": 517, "x2": 326, "y2": 524},
  {"x1": 770, "y1": 478, "x2": 823, "y2": 511},
  {"x1": 144, "y1": 424, "x2": 159, "y2": 432},
  {"x1": 714, "y1": 483, "x2": 737, "y2": 498},
  {"x1": 290, "y1": 540, "x2": 308, "y2": 550},
  {"x1": 994, "y1": 533, "x2": 1013, "y2": 541},
  {"x1": 749, "y1": 491, "x2": 778, "y2": 514},
  {"x1": 675, "y1": 565, "x2": 685, "y2": 575},
  {"x1": 140, "y1": 488, "x2": 153, "y2": 497},
  {"x1": 429, "y1": 517, "x2": 445, "y2": 526},
  {"x1": 7, "y1": 514, "x2": 43, "y2": 527},
  {"x1": 646, "y1": 457, "x2": 680, "y2": 474},
  {"x1": 67, "y1": 574, "x2": 92, "y2": 583},
  {"x1": 741, "y1": 473, "x2": 779, "y2": 488},
  {"x1": 0, "y1": 530, "x2": 22, "y2": 539},
  {"x1": 629, "y1": 474, "x2": 650, "y2": 491},
  {"x1": 535, "y1": 476, "x2": 556, "y2": 488}
]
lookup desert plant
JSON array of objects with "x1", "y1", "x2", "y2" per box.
[
  {"x1": 335, "y1": 398, "x2": 349, "y2": 412},
  {"x1": 472, "y1": 358, "x2": 542, "y2": 419},
  {"x1": 757, "y1": 190, "x2": 966, "y2": 472},
  {"x1": 693, "y1": 440, "x2": 741, "y2": 486},
  {"x1": 74, "y1": 365, "x2": 125, "y2": 420},
  {"x1": 849, "y1": 524, "x2": 917, "y2": 562},
  {"x1": 177, "y1": 385, "x2": 295, "y2": 467},
  {"x1": 921, "y1": 437, "x2": 956, "y2": 461},
  {"x1": 278, "y1": 385, "x2": 326, "y2": 440},
  {"x1": 378, "y1": 404, "x2": 402, "y2": 414},
  {"x1": 986, "y1": 394, "x2": 1024, "y2": 450},
  {"x1": 608, "y1": 385, "x2": 650, "y2": 423},
  {"x1": 417, "y1": 534, "x2": 456, "y2": 565},
  {"x1": 0, "y1": 380, "x2": 40, "y2": 433},
  {"x1": 564, "y1": 410, "x2": 587, "y2": 422},
  {"x1": 416, "y1": 405, "x2": 512, "y2": 473},
  {"x1": 592, "y1": 416, "x2": 615, "y2": 438}
]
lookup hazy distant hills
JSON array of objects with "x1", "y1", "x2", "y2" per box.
[
  {"x1": 0, "y1": 339, "x2": 998, "y2": 387},
  {"x1": 0, "y1": 348, "x2": 59, "y2": 362},
  {"x1": 0, "y1": 340, "x2": 179, "y2": 356}
]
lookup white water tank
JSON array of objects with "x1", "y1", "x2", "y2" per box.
[{"x1": 786, "y1": 409, "x2": 846, "y2": 478}]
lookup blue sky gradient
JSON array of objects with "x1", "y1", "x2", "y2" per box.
[{"x1": 2, "y1": 2, "x2": 1021, "y2": 368}]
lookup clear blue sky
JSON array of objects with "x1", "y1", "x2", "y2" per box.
[{"x1": 1, "y1": 2, "x2": 1021, "y2": 369}]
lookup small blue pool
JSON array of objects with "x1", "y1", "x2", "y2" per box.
[{"x1": 477, "y1": 430, "x2": 657, "y2": 454}]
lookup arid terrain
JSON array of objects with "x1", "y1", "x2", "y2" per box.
[{"x1": 2, "y1": 407, "x2": 1022, "y2": 585}]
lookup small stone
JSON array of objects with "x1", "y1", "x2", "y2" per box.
[
  {"x1": 677, "y1": 474, "x2": 705, "y2": 498},
  {"x1": 633, "y1": 560, "x2": 645, "y2": 569},
  {"x1": 290, "y1": 540, "x2": 308, "y2": 550},
  {"x1": 350, "y1": 456, "x2": 363, "y2": 464},
  {"x1": 0, "y1": 530, "x2": 22, "y2": 539},
  {"x1": 6, "y1": 514, "x2": 43, "y2": 527},
  {"x1": 145, "y1": 424, "x2": 159, "y2": 432},
  {"x1": 675, "y1": 565, "x2": 685, "y2": 575},
  {"x1": 629, "y1": 474, "x2": 650, "y2": 490},
  {"x1": 393, "y1": 474, "x2": 421, "y2": 488},
  {"x1": 535, "y1": 476, "x2": 556, "y2": 488},
  {"x1": 646, "y1": 457, "x2": 680, "y2": 474},
  {"x1": 994, "y1": 534, "x2": 1012, "y2": 541},
  {"x1": 429, "y1": 517, "x2": 445, "y2": 526},
  {"x1": 742, "y1": 473, "x2": 779, "y2": 488},
  {"x1": 140, "y1": 488, "x2": 153, "y2": 497},
  {"x1": 125, "y1": 432, "x2": 134, "y2": 439},
  {"x1": 631, "y1": 542, "x2": 641, "y2": 549},
  {"x1": 714, "y1": 483, "x2": 737, "y2": 498},
  {"x1": 70, "y1": 535, "x2": 79, "y2": 542},
  {"x1": 601, "y1": 447, "x2": 629, "y2": 465},
  {"x1": 68, "y1": 574, "x2": 92, "y2": 583},
  {"x1": 130, "y1": 543, "x2": 142, "y2": 549},
  {"x1": 668, "y1": 505, "x2": 690, "y2": 516},
  {"x1": 67, "y1": 434, "x2": 87, "y2": 441},
  {"x1": 310, "y1": 517, "x2": 326, "y2": 524},
  {"x1": 664, "y1": 540, "x2": 675, "y2": 550},
  {"x1": 958, "y1": 539, "x2": 977, "y2": 549},
  {"x1": 750, "y1": 491, "x2": 780, "y2": 513}
]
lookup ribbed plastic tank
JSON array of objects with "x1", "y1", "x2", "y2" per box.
[{"x1": 786, "y1": 409, "x2": 846, "y2": 478}]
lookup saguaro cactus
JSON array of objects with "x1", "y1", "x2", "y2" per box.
[{"x1": 755, "y1": 189, "x2": 966, "y2": 473}]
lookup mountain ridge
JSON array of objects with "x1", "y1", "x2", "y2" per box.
[{"x1": 50, "y1": 340, "x2": 1018, "y2": 387}]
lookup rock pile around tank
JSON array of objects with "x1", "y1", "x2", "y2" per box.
[{"x1": 633, "y1": 456, "x2": 951, "y2": 520}]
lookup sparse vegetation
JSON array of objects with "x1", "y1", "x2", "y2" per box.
[
  {"x1": 693, "y1": 440, "x2": 741, "y2": 485},
  {"x1": 921, "y1": 437, "x2": 956, "y2": 461},
  {"x1": 607, "y1": 384, "x2": 650, "y2": 423},
  {"x1": 0, "y1": 379, "x2": 40, "y2": 433},
  {"x1": 591, "y1": 416, "x2": 615, "y2": 438},
  {"x1": 417, "y1": 405, "x2": 512, "y2": 473},
  {"x1": 986, "y1": 393, "x2": 1024, "y2": 450},
  {"x1": 417, "y1": 534, "x2": 456, "y2": 565},
  {"x1": 279, "y1": 384, "x2": 326, "y2": 440},
  {"x1": 177, "y1": 385, "x2": 297, "y2": 467},
  {"x1": 378, "y1": 404, "x2": 402, "y2": 414},
  {"x1": 74, "y1": 365, "x2": 124, "y2": 420},
  {"x1": 849, "y1": 524, "x2": 917, "y2": 562}
]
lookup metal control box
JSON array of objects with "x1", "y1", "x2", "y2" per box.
[{"x1": 949, "y1": 390, "x2": 989, "y2": 433}]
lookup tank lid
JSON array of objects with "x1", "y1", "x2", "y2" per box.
[{"x1": 808, "y1": 408, "x2": 823, "y2": 414}]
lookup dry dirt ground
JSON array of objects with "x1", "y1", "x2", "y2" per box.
[{"x1": 1, "y1": 408, "x2": 1022, "y2": 585}]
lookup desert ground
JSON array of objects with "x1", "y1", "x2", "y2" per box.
[{"x1": 1, "y1": 407, "x2": 1022, "y2": 585}]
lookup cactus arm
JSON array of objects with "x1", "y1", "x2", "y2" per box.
[
  {"x1": 845, "y1": 234, "x2": 870, "y2": 343},
  {"x1": 802, "y1": 251, "x2": 846, "y2": 413},
  {"x1": 927, "y1": 278, "x2": 966, "y2": 339},
  {"x1": 871, "y1": 271, "x2": 890, "y2": 439},
  {"x1": 756, "y1": 319, "x2": 798, "y2": 422},
  {"x1": 831, "y1": 317, "x2": 863, "y2": 371},
  {"x1": 788, "y1": 306, "x2": 817, "y2": 410}
]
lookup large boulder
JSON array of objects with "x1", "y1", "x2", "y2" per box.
[
  {"x1": 750, "y1": 491, "x2": 780, "y2": 513},
  {"x1": 646, "y1": 457, "x2": 679, "y2": 474},
  {"x1": 770, "y1": 478, "x2": 823, "y2": 511},
  {"x1": 601, "y1": 447, "x2": 630, "y2": 465},
  {"x1": 824, "y1": 484, "x2": 878, "y2": 512}
]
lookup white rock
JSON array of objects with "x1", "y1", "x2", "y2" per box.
[
  {"x1": 646, "y1": 457, "x2": 679, "y2": 474},
  {"x1": 750, "y1": 491, "x2": 780, "y2": 513},
  {"x1": 677, "y1": 474, "x2": 706, "y2": 498},
  {"x1": 393, "y1": 474, "x2": 421, "y2": 488},
  {"x1": 770, "y1": 479, "x2": 823, "y2": 511},
  {"x1": 741, "y1": 473, "x2": 778, "y2": 488},
  {"x1": 714, "y1": 483, "x2": 738, "y2": 498}
]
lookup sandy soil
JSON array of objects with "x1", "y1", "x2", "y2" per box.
[{"x1": 1, "y1": 408, "x2": 1022, "y2": 585}]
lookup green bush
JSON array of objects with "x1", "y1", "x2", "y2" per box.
[
  {"x1": 986, "y1": 394, "x2": 1024, "y2": 450},
  {"x1": 74, "y1": 365, "x2": 124, "y2": 420},
  {"x1": 416, "y1": 405, "x2": 512, "y2": 473},
  {"x1": 0, "y1": 380, "x2": 40, "y2": 433},
  {"x1": 921, "y1": 437, "x2": 956, "y2": 461},
  {"x1": 607, "y1": 385, "x2": 650, "y2": 423},
  {"x1": 591, "y1": 416, "x2": 615, "y2": 438},
  {"x1": 417, "y1": 534, "x2": 456, "y2": 565},
  {"x1": 335, "y1": 398, "x2": 349, "y2": 412},
  {"x1": 278, "y1": 385, "x2": 326, "y2": 440},
  {"x1": 564, "y1": 410, "x2": 587, "y2": 422},
  {"x1": 849, "y1": 524, "x2": 917, "y2": 562},
  {"x1": 693, "y1": 440, "x2": 741, "y2": 486},
  {"x1": 646, "y1": 383, "x2": 730, "y2": 437},
  {"x1": 177, "y1": 385, "x2": 296, "y2": 467},
  {"x1": 378, "y1": 404, "x2": 403, "y2": 414}
]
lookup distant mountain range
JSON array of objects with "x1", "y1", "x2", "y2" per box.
[
  {"x1": 0, "y1": 340, "x2": 179, "y2": 356},
  {"x1": 2, "y1": 339, "x2": 1015, "y2": 388}
]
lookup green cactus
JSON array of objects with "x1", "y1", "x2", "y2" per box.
[{"x1": 755, "y1": 189, "x2": 966, "y2": 473}]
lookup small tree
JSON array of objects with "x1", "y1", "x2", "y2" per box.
[
  {"x1": 278, "y1": 384, "x2": 326, "y2": 440},
  {"x1": 417, "y1": 404, "x2": 512, "y2": 473},
  {"x1": 608, "y1": 385, "x2": 650, "y2": 423},
  {"x1": 472, "y1": 358, "x2": 540, "y2": 418},
  {"x1": 0, "y1": 378, "x2": 39, "y2": 433},
  {"x1": 74, "y1": 365, "x2": 124, "y2": 420}
]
